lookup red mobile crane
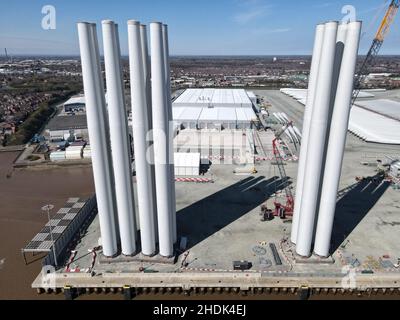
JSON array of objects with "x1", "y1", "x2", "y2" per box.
[{"x1": 261, "y1": 122, "x2": 294, "y2": 220}]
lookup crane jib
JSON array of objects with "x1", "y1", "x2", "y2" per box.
[{"x1": 351, "y1": 0, "x2": 399, "y2": 104}]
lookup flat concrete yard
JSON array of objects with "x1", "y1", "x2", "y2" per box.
[{"x1": 33, "y1": 89, "x2": 400, "y2": 292}]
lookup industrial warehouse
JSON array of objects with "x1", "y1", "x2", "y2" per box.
[
  {"x1": 23, "y1": 15, "x2": 400, "y2": 301},
  {"x1": 172, "y1": 88, "x2": 258, "y2": 130}
]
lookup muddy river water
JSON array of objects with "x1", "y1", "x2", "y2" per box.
[{"x1": 0, "y1": 152, "x2": 94, "y2": 299}]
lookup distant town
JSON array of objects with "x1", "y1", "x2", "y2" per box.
[{"x1": 1, "y1": 55, "x2": 400, "y2": 147}]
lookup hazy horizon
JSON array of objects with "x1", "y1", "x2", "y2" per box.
[{"x1": 1, "y1": 0, "x2": 400, "y2": 56}]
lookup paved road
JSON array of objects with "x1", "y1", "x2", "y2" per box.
[
  {"x1": 255, "y1": 89, "x2": 399, "y2": 156},
  {"x1": 255, "y1": 89, "x2": 305, "y2": 130}
]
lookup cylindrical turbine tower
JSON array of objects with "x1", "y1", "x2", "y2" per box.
[
  {"x1": 162, "y1": 24, "x2": 177, "y2": 244},
  {"x1": 296, "y1": 21, "x2": 339, "y2": 257},
  {"x1": 102, "y1": 20, "x2": 137, "y2": 256},
  {"x1": 77, "y1": 22, "x2": 118, "y2": 257},
  {"x1": 150, "y1": 22, "x2": 174, "y2": 257},
  {"x1": 291, "y1": 24, "x2": 325, "y2": 244},
  {"x1": 127, "y1": 20, "x2": 157, "y2": 256},
  {"x1": 140, "y1": 24, "x2": 158, "y2": 240},
  {"x1": 140, "y1": 24, "x2": 153, "y2": 129},
  {"x1": 314, "y1": 21, "x2": 362, "y2": 257}
]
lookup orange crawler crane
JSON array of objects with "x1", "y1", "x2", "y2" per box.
[{"x1": 352, "y1": 0, "x2": 399, "y2": 104}]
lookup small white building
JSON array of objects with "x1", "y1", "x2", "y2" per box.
[
  {"x1": 63, "y1": 95, "x2": 86, "y2": 113},
  {"x1": 174, "y1": 152, "x2": 200, "y2": 176}
]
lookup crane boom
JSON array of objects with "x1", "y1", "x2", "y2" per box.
[
  {"x1": 352, "y1": 0, "x2": 399, "y2": 105},
  {"x1": 271, "y1": 122, "x2": 294, "y2": 217},
  {"x1": 376, "y1": 0, "x2": 400, "y2": 41}
]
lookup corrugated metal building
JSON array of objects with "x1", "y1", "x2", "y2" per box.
[
  {"x1": 177, "y1": 108, "x2": 203, "y2": 129},
  {"x1": 348, "y1": 106, "x2": 400, "y2": 144},
  {"x1": 46, "y1": 114, "x2": 88, "y2": 142},
  {"x1": 355, "y1": 99, "x2": 400, "y2": 121},
  {"x1": 173, "y1": 88, "x2": 257, "y2": 130},
  {"x1": 173, "y1": 88, "x2": 254, "y2": 108},
  {"x1": 280, "y1": 88, "x2": 400, "y2": 145},
  {"x1": 63, "y1": 95, "x2": 86, "y2": 113}
]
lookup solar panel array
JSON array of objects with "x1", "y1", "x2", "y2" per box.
[{"x1": 24, "y1": 198, "x2": 88, "y2": 252}]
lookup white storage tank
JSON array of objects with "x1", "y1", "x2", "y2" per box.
[
  {"x1": 49, "y1": 151, "x2": 66, "y2": 161},
  {"x1": 65, "y1": 145, "x2": 83, "y2": 160},
  {"x1": 83, "y1": 145, "x2": 92, "y2": 159}
]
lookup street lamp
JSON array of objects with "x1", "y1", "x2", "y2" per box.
[{"x1": 41, "y1": 204, "x2": 57, "y2": 267}]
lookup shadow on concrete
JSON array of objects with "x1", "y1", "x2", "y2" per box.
[
  {"x1": 177, "y1": 175, "x2": 291, "y2": 250},
  {"x1": 330, "y1": 174, "x2": 390, "y2": 254}
]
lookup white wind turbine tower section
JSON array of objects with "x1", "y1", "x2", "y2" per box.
[
  {"x1": 162, "y1": 24, "x2": 177, "y2": 244},
  {"x1": 127, "y1": 20, "x2": 157, "y2": 256},
  {"x1": 77, "y1": 22, "x2": 118, "y2": 257},
  {"x1": 140, "y1": 24, "x2": 159, "y2": 241},
  {"x1": 296, "y1": 21, "x2": 339, "y2": 257},
  {"x1": 314, "y1": 21, "x2": 362, "y2": 258},
  {"x1": 102, "y1": 20, "x2": 137, "y2": 256},
  {"x1": 140, "y1": 24, "x2": 153, "y2": 129},
  {"x1": 291, "y1": 24, "x2": 325, "y2": 244},
  {"x1": 150, "y1": 22, "x2": 174, "y2": 257}
]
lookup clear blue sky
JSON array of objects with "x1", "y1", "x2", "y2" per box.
[{"x1": 1, "y1": 0, "x2": 399, "y2": 56}]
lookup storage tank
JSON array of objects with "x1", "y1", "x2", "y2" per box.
[
  {"x1": 49, "y1": 151, "x2": 66, "y2": 161},
  {"x1": 65, "y1": 146, "x2": 83, "y2": 160}
]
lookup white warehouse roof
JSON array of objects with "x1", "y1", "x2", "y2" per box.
[
  {"x1": 348, "y1": 106, "x2": 400, "y2": 144},
  {"x1": 64, "y1": 94, "x2": 109, "y2": 106},
  {"x1": 177, "y1": 107, "x2": 203, "y2": 121},
  {"x1": 243, "y1": 108, "x2": 257, "y2": 121},
  {"x1": 219, "y1": 108, "x2": 237, "y2": 121},
  {"x1": 172, "y1": 107, "x2": 186, "y2": 120},
  {"x1": 173, "y1": 89, "x2": 257, "y2": 130},
  {"x1": 280, "y1": 87, "x2": 399, "y2": 144},
  {"x1": 173, "y1": 88, "x2": 253, "y2": 108},
  {"x1": 280, "y1": 88, "x2": 375, "y2": 106},
  {"x1": 198, "y1": 107, "x2": 220, "y2": 121},
  {"x1": 173, "y1": 106, "x2": 256, "y2": 129},
  {"x1": 64, "y1": 95, "x2": 86, "y2": 106},
  {"x1": 355, "y1": 99, "x2": 400, "y2": 121}
]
